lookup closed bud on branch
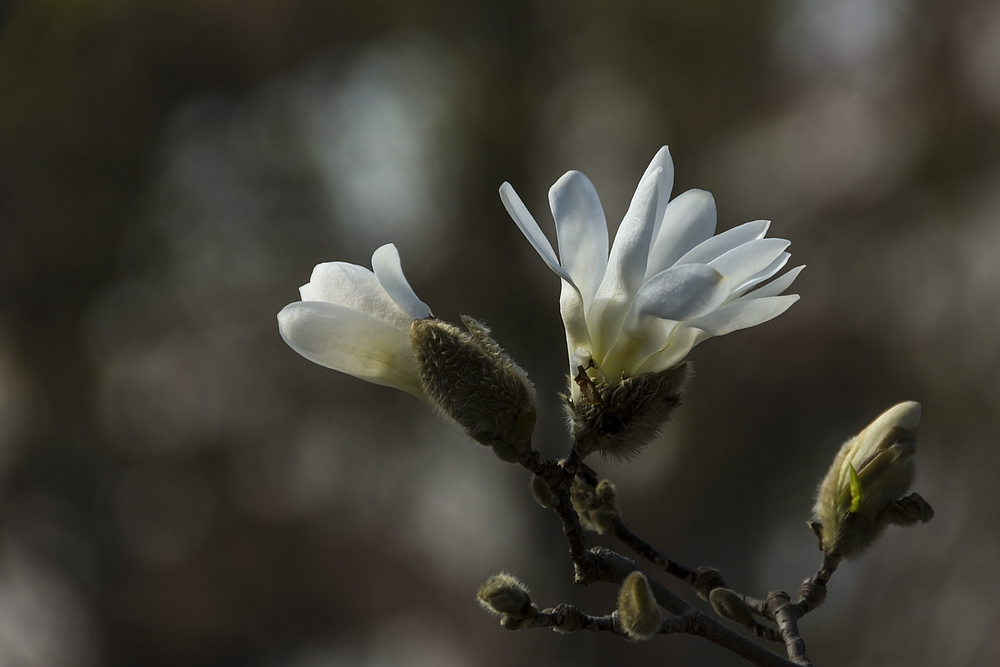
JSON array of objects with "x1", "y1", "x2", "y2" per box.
[
  {"x1": 477, "y1": 573, "x2": 538, "y2": 629},
  {"x1": 617, "y1": 571, "x2": 662, "y2": 641},
  {"x1": 529, "y1": 474, "x2": 554, "y2": 508},
  {"x1": 411, "y1": 317, "x2": 537, "y2": 461},
  {"x1": 570, "y1": 478, "x2": 620, "y2": 534},
  {"x1": 565, "y1": 362, "x2": 691, "y2": 460},
  {"x1": 709, "y1": 588, "x2": 754, "y2": 627},
  {"x1": 810, "y1": 401, "x2": 934, "y2": 561}
]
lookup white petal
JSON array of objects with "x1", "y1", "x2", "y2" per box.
[
  {"x1": 745, "y1": 265, "x2": 805, "y2": 300},
  {"x1": 634, "y1": 325, "x2": 704, "y2": 374},
  {"x1": 560, "y1": 279, "x2": 592, "y2": 359},
  {"x1": 600, "y1": 265, "x2": 727, "y2": 376},
  {"x1": 631, "y1": 264, "x2": 729, "y2": 321},
  {"x1": 549, "y1": 170, "x2": 609, "y2": 303},
  {"x1": 371, "y1": 244, "x2": 432, "y2": 320},
  {"x1": 732, "y1": 252, "x2": 790, "y2": 296},
  {"x1": 500, "y1": 182, "x2": 575, "y2": 285},
  {"x1": 299, "y1": 262, "x2": 411, "y2": 330},
  {"x1": 587, "y1": 168, "x2": 661, "y2": 357},
  {"x1": 675, "y1": 219, "x2": 771, "y2": 266},
  {"x1": 278, "y1": 301, "x2": 425, "y2": 398},
  {"x1": 683, "y1": 294, "x2": 799, "y2": 337},
  {"x1": 708, "y1": 238, "x2": 791, "y2": 287},
  {"x1": 645, "y1": 189, "x2": 717, "y2": 278},
  {"x1": 640, "y1": 146, "x2": 675, "y2": 243}
]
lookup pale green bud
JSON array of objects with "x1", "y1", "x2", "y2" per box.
[
  {"x1": 810, "y1": 401, "x2": 934, "y2": 561},
  {"x1": 477, "y1": 572, "x2": 536, "y2": 621},
  {"x1": 411, "y1": 317, "x2": 536, "y2": 460},
  {"x1": 709, "y1": 588, "x2": 754, "y2": 627},
  {"x1": 565, "y1": 362, "x2": 691, "y2": 460},
  {"x1": 617, "y1": 571, "x2": 662, "y2": 641},
  {"x1": 570, "y1": 478, "x2": 620, "y2": 534}
]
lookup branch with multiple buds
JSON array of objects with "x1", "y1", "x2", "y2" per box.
[
  {"x1": 276, "y1": 147, "x2": 934, "y2": 666},
  {"x1": 472, "y1": 365, "x2": 933, "y2": 667}
]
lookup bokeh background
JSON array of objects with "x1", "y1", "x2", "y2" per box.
[{"x1": 2, "y1": 1, "x2": 999, "y2": 665}]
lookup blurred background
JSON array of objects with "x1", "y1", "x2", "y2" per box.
[{"x1": 1, "y1": 0, "x2": 999, "y2": 665}]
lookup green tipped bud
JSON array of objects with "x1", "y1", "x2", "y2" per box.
[
  {"x1": 529, "y1": 475, "x2": 554, "y2": 508},
  {"x1": 411, "y1": 317, "x2": 536, "y2": 459},
  {"x1": 570, "y1": 478, "x2": 620, "y2": 534},
  {"x1": 810, "y1": 401, "x2": 934, "y2": 561},
  {"x1": 477, "y1": 572, "x2": 535, "y2": 619},
  {"x1": 709, "y1": 588, "x2": 754, "y2": 627},
  {"x1": 617, "y1": 572, "x2": 662, "y2": 641},
  {"x1": 565, "y1": 362, "x2": 691, "y2": 461}
]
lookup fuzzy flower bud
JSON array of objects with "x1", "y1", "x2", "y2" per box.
[
  {"x1": 529, "y1": 475, "x2": 554, "y2": 508},
  {"x1": 617, "y1": 571, "x2": 662, "y2": 641},
  {"x1": 810, "y1": 401, "x2": 934, "y2": 561},
  {"x1": 709, "y1": 588, "x2": 754, "y2": 627},
  {"x1": 477, "y1": 573, "x2": 537, "y2": 629},
  {"x1": 411, "y1": 316, "x2": 537, "y2": 461},
  {"x1": 570, "y1": 478, "x2": 620, "y2": 534},
  {"x1": 565, "y1": 362, "x2": 691, "y2": 460}
]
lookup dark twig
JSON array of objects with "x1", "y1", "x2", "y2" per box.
[
  {"x1": 766, "y1": 592, "x2": 813, "y2": 666},
  {"x1": 797, "y1": 557, "x2": 839, "y2": 616}
]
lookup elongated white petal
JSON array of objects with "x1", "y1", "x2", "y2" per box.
[
  {"x1": 371, "y1": 243, "x2": 432, "y2": 319},
  {"x1": 745, "y1": 265, "x2": 804, "y2": 300},
  {"x1": 683, "y1": 294, "x2": 799, "y2": 337},
  {"x1": 732, "y1": 252, "x2": 790, "y2": 297},
  {"x1": 639, "y1": 146, "x2": 675, "y2": 243},
  {"x1": 708, "y1": 238, "x2": 791, "y2": 286},
  {"x1": 549, "y1": 170, "x2": 609, "y2": 304},
  {"x1": 299, "y1": 262, "x2": 412, "y2": 330},
  {"x1": 645, "y1": 189, "x2": 717, "y2": 279},
  {"x1": 675, "y1": 219, "x2": 770, "y2": 266},
  {"x1": 500, "y1": 182, "x2": 575, "y2": 285},
  {"x1": 278, "y1": 301, "x2": 425, "y2": 398},
  {"x1": 588, "y1": 168, "x2": 661, "y2": 357},
  {"x1": 631, "y1": 264, "x2": 729, "y2": 321}
]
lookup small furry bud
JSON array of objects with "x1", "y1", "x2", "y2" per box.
[
  {"x1": 570, "y1": 478, "x2": 620, "y2": 534},
  {"x1": 565, "y1": 362, "x2": 691, "y2": 460},
  {"x1": 411, "y1": 317, "x2": 536, "y2": 459},
  {"x1": 529, "y1": 475, "x2": 554, "y2": 508},
  {"x1": 617, "y1": 572, "x2": 662, "y2": 641},
  {"x1": 709, "y1": 588, "x2": 754, "y2": 627},
  {"x1": 477, "y1": 572, "x2": 534, "y2": 619},
  {"x1": 811, "y1": 401, "x2": 933, "y2": 561}
]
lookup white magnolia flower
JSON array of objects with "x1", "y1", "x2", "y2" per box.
[
  {"x1": 277, "y1": 243, "x2": 432, "y2": 399},
  {"x1": 500, "y1": 146, "x2": 802, "y2": 399}
]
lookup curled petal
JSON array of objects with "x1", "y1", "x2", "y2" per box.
[
  {"x1": 645, "y1": 189, "x2": 717, "y2": 278},
  {"x1": 684, "y1": 294, "x2": 800, "y2": 338},
  {"x1": 631, "y1": 264, "x2": 729, "y2": 322},
  {"x1": 549, "y1": 170, "x2": 609, "y2": 304},
  {"x1": 708, "y1": 238, "x2": 791, "y2": 287},
  {"x1": 500, "y1": 182, "x2": 575, "y2": 285},
  {"x1": 371, "y1": 243, "x2": 433, "y2": 319},
  {"x1": 676, "y1": 219, "x2": 770, "y2": 266},
  {"x1": 298, "y1": 262, "x2": 411, "y2": 330},
  {"x1": 732, "y1": 252, "x2": 790, "y2": 297},
  {"x1": 640, "y1": 146, "x2": 675, "y2": 243},
  {"x1": 278, "y1": 301, "x2": 424, "y2": 398},
  {"x1": 745, "y1": 265, "x2": 805, "y2": 299}
]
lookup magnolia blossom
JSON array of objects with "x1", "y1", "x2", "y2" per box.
[
  {"x1": 277, "y1": 243, "x2": 432, "y2": 399},
  {"x1": 501, "y1": 146, "x2": 802, "y2": 399}
]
